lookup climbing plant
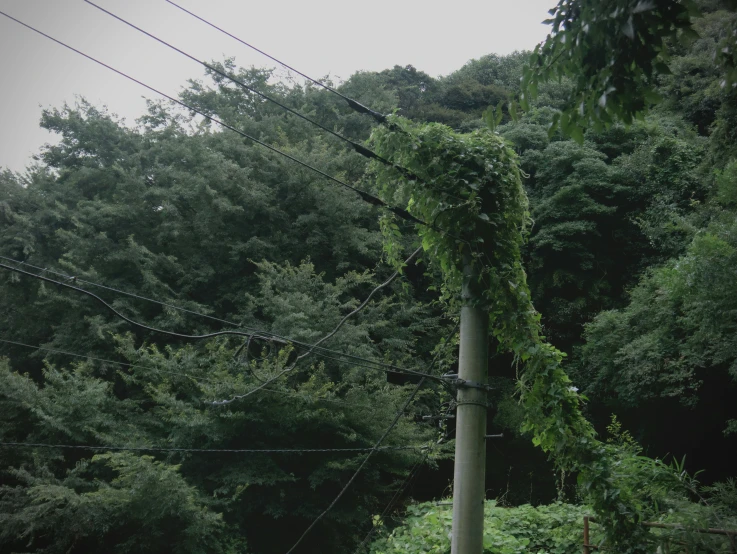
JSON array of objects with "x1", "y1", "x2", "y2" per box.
[{"x1": 369, "y1": 116, "x2": 683, "y2": 552}]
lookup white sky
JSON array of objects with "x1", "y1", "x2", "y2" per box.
[{"x1": 0, "y1": 0, "x2": 553, "y2": 174}]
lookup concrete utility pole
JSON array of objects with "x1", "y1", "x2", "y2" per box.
[{"x1": 451, "y1": 256, "x2": 489, "y2": 554}]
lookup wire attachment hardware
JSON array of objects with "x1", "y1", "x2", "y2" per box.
[{"x1": 440, "y1": 373, "x2": 493, "y2": 391}]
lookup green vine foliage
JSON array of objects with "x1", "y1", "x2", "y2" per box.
[{"x1": 369, "y1": 116, "x2": 681, "y2": 552}]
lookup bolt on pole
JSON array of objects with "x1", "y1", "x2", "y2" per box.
[{"x1": 451, "y1": 255, "x2": 488, "y2": 554}]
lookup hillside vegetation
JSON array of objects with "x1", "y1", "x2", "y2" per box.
[{"x1": 1, "y1": 1, "x2": 737, "y2": 552}]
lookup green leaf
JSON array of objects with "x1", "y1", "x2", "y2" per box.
[
  {"x1": 642, "y1": 89, "x2": 662, "y2": 104},
  {"x1": 654, "y1": 62, "x2": 672, "y2": 75},
  {"x1": 509, "y1": 100, "x2": 520, "y2": 122},
  {"x1": 482, "y1": 106, "x2": 497, "y2": 131},
  {"x1": 569, "y1": 125, "x2": 584, "y2": 144}
]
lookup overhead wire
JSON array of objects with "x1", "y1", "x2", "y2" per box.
[
  {"x1": 0, "y1": 261, "x2": 445, "y2": 388},
  {"x1": 0, "y1": 261, "x2": 260, "y2": 342},
  {"x1": 0, "y1": 255, "x2": 421, "y2": 378},
  {"x1": 75, "y1": 4, "x2": 466, "y2": 241},
  {"x1": 85, "y1": 0, "x2": 410, "y2": 176},
  {"x1": 284, "y1": 321, "x2": 459, "y2": 554},
  {"x1": 160, "y1": 0, "x2": 437, "y2": 187},
  {"x1": 354, "y1": 405, "x2": 454, "y2": 552},
  {"x1": 355, "y1": 460, "x2": 425, "y2": 552},
  {"x1": 160, "y1": 0, "x2": 458, "y2": 195},
  {"x1": 0, "y1": 255, "x2": 244, "y2": 329},
  {"x1": 0, "y1": 10, "x2": 427, "y2": 229},
  {"x1": 159, "y1": 0, "x2": 473, "y2": 198},
  {"x1": 164, "y1": 0, "x2": 389, "y2": 125},
  {"x1": 208, "y1": 247, "x2": 432, "y2": 404},
  {"x1": 0, "y1": 441, "x2": 424, "y2": 455},
  {"x1": 0, "y1": 337, "x2": 217, "y2": 384},
  {"x1": 0, "y1": 337, "x2": 370, "y2": 407}
]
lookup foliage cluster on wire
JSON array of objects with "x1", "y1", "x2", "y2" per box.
[{"x1": 368, "y1": 115, "x2": 687, "y2": 552}]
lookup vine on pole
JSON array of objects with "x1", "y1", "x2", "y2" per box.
[{"x1": 370, "y1": 115, "x2": 683, "y2": 552}]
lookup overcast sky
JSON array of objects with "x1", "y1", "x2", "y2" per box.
[{"x1": 0, "y1": 0, "x2": 553, "y2": 174}]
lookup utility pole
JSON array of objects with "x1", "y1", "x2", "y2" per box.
[{"x1": 451, "y1": 256, "x2": 488, "y2": 554}]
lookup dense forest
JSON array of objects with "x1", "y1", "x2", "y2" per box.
[{"x1": 2, "y1": 1, "x2": 737, "y2": 552}]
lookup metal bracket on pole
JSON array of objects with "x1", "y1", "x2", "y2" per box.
[
  {"x1": 457, "y1": 379, "x2": 491, "y2": 390},
  {"x1": 441, "y1": 373, "x2": 494, "y2": 391},
  {"x1": 485, "y1": 433, "x2": 504, "y2": 439}
]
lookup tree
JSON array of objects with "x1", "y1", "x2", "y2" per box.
[
  {"x1": 0, "y1": 65, "x2": 450, "y2": 553},
  {"x1": 578, "y1": 170, "x2": 737, "y2": 432},
  {"x1": 519, "y1": 0, "x2": 737, "y2": 139}
]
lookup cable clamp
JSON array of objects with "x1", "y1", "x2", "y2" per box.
[
  {"x1": 458, "y1": 379, "x2": 490, "y2": 390},
  {"x1": 440, "y1": 374, "x2": 492, "y2": 391}
]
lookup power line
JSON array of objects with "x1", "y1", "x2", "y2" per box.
[
  {"x1": 0, "y1": 261, "x2": 265, "y2": 343},
  {"x1": 354, "y1": 405, "x2": 455, "y2": 552},
  {"x1": 160, "y1": 0, "x2": 451, "y2": 189},
  {"x1": 209, "y1": 247, "x2": 435, "y2": 404},
  {"x1": 159, "y1": 0, "x2": 450, "y2": 187},
  {"x1": 85, "y1": 0, "x2": 406, "y2": 174},
  {"x1": 354, "y1": 460, "x2": 424, "y2": 553},
  {"x1": 0, "y1": 337, "x2": 217, "y2": 384},
  {"x1": 0, "y1": 255, "x2": 240, "y2": 329},
  {"x1": 0, "y1": 255, "x2": 440, "y2": 381},
  {"x1": 0, "y1": 10, "x2": 427, "y2": 229},
  {"x1": 160, "y1": 0, "x2": 445, "y2": 181},
  {"x1": 0, "y1": 337, "x2": 378, "y2": 408},
  {"x1": 2, "y1": 259, "x2": 423, "y2": 376},
  {"x1": 0, "y1": 258, "x2": 445, "y2": 387},
  {"x1": 0, "y1": 441, "x2": 425, "y2": 455},
  {"x1": 163, "y1": 0, "x2": 388, "y2": 125},
  {"x1": 0, "y1": 255, "x2": 419, "y2": 378},
  {"x1": 353, "y1": 397, "x2": 457, "y2": 551},
  {"x1": 284, "y1": 321, "x2": 459, "y2": 554},
  {"x1": 0, "y1": 258, "x2": 444, "y2": 384},
  {"x1": 0, "y1": 11, "x2": 454, "y2": 389}
]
